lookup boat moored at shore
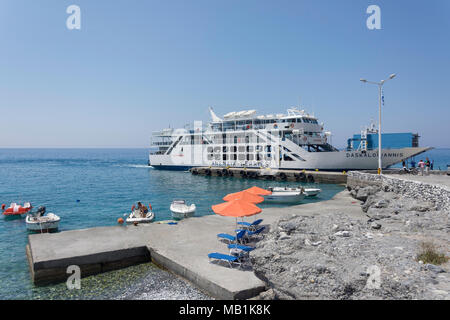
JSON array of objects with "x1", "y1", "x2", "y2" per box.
[
  {"x1": 25, "y1": 207, "x2": 60, "y2": 232},
  {"x1": 170, "y1": 200, "x2": 196, "y2": 219}
]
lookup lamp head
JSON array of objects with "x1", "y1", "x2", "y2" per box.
[
  {"x1": 360, "y1": 78, "x2": 367, "y2": 83},
  {"x1": 389, "y1": 73, "x2": 396, "y2": 79}
]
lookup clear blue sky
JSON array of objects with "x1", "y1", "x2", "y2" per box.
[{"x1": 1, "y1": 0, "x2": 449, "y2": 148}]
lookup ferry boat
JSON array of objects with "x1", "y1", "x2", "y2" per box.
[{"x1": 149, "y1": 107, "x2": 430, "y2": 171}]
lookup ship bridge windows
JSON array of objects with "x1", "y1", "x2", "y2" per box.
[
  {"x1": 302, "y1": 118, "x2": 318, "y2": 124},
  {"x1": 223, "y1": 122, "x2": 236, "y2": 132}
]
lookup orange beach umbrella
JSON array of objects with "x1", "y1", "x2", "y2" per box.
[
  {"x1": 212, "y1": 199, "x2": 262, "y2": 218},
  {"x1": 222, "y1": 190, "x2": 264, "y2": 204},
  {"x1": 245, "y1": 186, "x2": 272, "y2": 196}
]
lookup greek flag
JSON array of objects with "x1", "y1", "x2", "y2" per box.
[{"x1": 382, "y1": 89, "x2": 385, "y2": 106}]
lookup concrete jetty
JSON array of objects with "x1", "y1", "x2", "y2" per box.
[
  {"x1": 190, "y1": 167, "x2": 348, "y2": 184},
  {"x1": 27, "y1": 191, "x2": 360, "y2": 299},
  {"x1": 26, "y1": 226, "x2": 151, "y2": 285}
]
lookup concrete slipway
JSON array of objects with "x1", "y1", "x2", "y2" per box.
[{"x1": 27, "y1": 191, "x2": 362, "y2": 299}]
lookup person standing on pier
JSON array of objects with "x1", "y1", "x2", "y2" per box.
[
  {"x1": 425, "y1": 158, "x2": 431, "y2": 175},
  {"x1": 418, "y1": 159, "x2": 425, "y2": 176}
]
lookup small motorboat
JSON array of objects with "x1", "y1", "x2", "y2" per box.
[
  {"x1": 125, "y1": 203, "x2": 155, "y2": 224},
  {"x1": 304, "y1": 188, "x2": 322, "y2": 197},
  {"x1": 264, "y1": 187, "x2": 306, "y2": 204},
  {"x1": 2, "y1": 202, "x2": 32, "y2": 218},
  {"x1": 263, "y1": 191, "x2": 305, "y2": 204},
  {"x1": 126, "y1": 209, "x2": 155, "y2": 224},
  {"x1": 270, "y1": 186, "x2": 304, "y2": 193},
  {"x1": 170, "y1": 200, "x2": 196, "y2": 219},
  {"x1": 25, "y1": 206, "x2": 60, "y2": 232},
  {"x1": 270, "y1": 186, "x2": 321, "y2": 197}
]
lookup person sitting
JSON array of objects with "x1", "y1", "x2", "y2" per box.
[{"x1": 137, "y1": 202, "x2": 148, "y2": 217}]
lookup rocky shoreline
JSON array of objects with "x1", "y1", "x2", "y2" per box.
[{"x1": 250, "y1": 173, "x2": 449, "y2": 300}]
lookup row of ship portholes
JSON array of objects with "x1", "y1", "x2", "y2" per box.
[{"x1": 207, "y1": 146, "x2": 271, "y2": 153}]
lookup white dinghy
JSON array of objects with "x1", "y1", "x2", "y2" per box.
[
  {"x1": 126, "y1": 203, "x2": 155, "y2": 224},
  {"x1": 304, "y1": 188, "x2": 322, "y2": 197},
  {"x1": 270, "y1": 186, "x2": 321, "y2": 197},
  {"x1": 26, "y1": 206, "x2": 60, "y2": 232},
  {"x1": 263, "y1": 190, "x2": 305, "y2": 204},
  {"x1": 126, "y1": 209, "x2": 155, "y2": 224},
  {"x1": 170, "y1": 200, "x2": 196, "y2": 219}
]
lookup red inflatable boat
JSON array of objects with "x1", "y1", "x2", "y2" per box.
[{"x1": 1, "y1": 203, "x2": 32, "y2": 216}]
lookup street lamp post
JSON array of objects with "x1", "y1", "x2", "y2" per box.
[{"x1": 360, "y1": 74, "x2": 396, "y2": 174}]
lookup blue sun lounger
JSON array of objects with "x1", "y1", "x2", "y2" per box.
[
  {"x1": 217, "y1": 229, "x2": 246, "y2": 244},
  {"x1": 208, "y1": 252, "x2": 242, "y2": 268},
  {"x1": 228, "y1": 244, "x2": 255, "y2": 261},
  {"x1": 228, "y1": 243, "x2": 255, "y2": 251},
  {"x1": 228, "y1": 244, "x2": 255, "y2": 254},
  {"x1": 237, "y1": 219, "x2": 263, "y2": 231},
  {"x1": 245, "y1": 226, "x2": 265, "y2": 240}
]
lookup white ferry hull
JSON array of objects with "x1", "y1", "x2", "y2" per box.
[{"x1": 149, "y1": 147, "x2": 430, "y2": 171}]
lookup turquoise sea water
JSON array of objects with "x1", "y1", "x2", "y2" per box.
[{"x1": 0, "y1": 148, "x2": 345, "y2": 299}]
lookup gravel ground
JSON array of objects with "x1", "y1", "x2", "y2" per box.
[
  {"x1": 250, "y1": 175, "x2": 450, "y2": 300},
  {"x1": 114, "y1": 266, "x2": 211, "y2": 300}
]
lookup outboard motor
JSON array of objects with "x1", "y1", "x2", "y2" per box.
[{"x1": 36, "y1": 206, "x2": 46, "y2": 217}]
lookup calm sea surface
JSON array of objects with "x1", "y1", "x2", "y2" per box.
[
  {"x1": 0, "y1": 148, "x2": 346, "y2": 300},
  {"x1": 390, "y1": 148, "x2": 450, "y2": 170}
]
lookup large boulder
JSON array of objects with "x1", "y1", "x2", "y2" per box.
[{"x1": 354, "y1": 186, "x2": 379, "y2": 202}]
